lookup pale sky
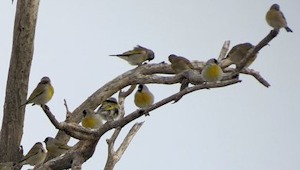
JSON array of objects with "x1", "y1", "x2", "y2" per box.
[{"x1": 1, "y1": 0, "x2": 300, "y2": 170}]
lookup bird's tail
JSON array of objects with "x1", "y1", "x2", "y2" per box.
[{"x1": 285, "y1": 27, "x2": 293, "y2": 32}]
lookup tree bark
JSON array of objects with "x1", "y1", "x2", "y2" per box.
[{"x1": 0, "y1": 0, "x2": 40, "y2": 162}]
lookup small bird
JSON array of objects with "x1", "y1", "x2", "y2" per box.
[
  {"x1": 20, "y1": 76, "x2": 54, "y2": 107},
  {"x1": 168, "y1": 54, "x2": 194, "y2": 74},
  {"x1": 44, "y1": 137, "x2": 71, "y2": 157},
  {"x1": 96, "y1": 97, "x2": 120, "y2": 121},
  {"x1": 220, "y1": 43, "x2": 257, "y2": 68},
  {"x1": 82, "y1": 109, "x2": 103, "y2": 129},
  {"x1": 201, "y1": 58, "x2": 223, "y2": 82},
  {"x1": 266, "y1": 4, "x2": 293, "y2": 32},
  {"x1": 134, "y1": 84, "x2": 154, "y2": 108},
  {"x1": 110, "y1": 45, "x2": 155, "y2": 66},
  {"x1": 19, "y1": 142, "x2": 46, "y2": 166}
]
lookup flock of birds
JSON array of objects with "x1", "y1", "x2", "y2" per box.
[{"x1": 14, "y1": 3, "x2": 292, "y2": 168}]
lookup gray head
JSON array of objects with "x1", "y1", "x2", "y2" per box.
[
  {"x1": 270, "y1": 4, "x2": 280, "y2": 11},
  {"x1": 206, "y1": 58, "x2": 218, "y2": 65},
  {"x1": 44, "y1": 137, "x2": 53, "y2": 144},
  {"x1": 136, "y1": 45, "x2": 155, "y2": 61},
  {"x1": 241, "y1": 43, "x2": 254, "y2": 48},
  {"x1": 40, "y1": 76, "x2": 51, "y2": 84},
  {"x1": 147, "y1": 50, "x2": 155, "y2": 61},
  {"x1": 168, "y1": 54, "x2": 178, "y2": 62},
  {"x1": 34, "y1": 142, "x2": 43, "y2": 146}
]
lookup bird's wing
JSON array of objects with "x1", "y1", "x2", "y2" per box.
[
  {"x1": 122, "y1": 49, "x2": 145, "y2": 56},
  {"x1": 27, "y1": 85, "x2": 46, "y2": 101},
  {"x1": 20, "y1": 148, "x2": 39, "y2": 162}
]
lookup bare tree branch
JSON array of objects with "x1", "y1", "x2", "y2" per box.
[
  {"x1": 119, "y1": 84, "x2": 137, "y2": 98},
  {"x1": 71, "y1": 154, "x2": 85, "y2": 170},
  {"x1": 35, "y1": 140, "x2": 99, "y2": 170},
  {"x1": 218, "y1": 40, "x2": 230, "y2": 60},
  {"x1": 0, "y1": 0, "x2": 40, "y2": 163},
  {"x1": 241, "y1": 69, "x2": 271, "y2": 87},
  {"x1": 236, "y1": 30, "x2": 278, "y2": 72},
  {"x1": 104, "y1": 122, "x2": 144, "y2": 170},
  {"x1": 224, "y1": 68, "x2": 271, "y2": 87},
  {"x1": 115, "y1": 122, "x2": 144, "y2": 161}
]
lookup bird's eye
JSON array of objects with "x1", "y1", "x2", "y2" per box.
[{"x1": 83, "y1": 110, "x2": 87, "y2": 116}]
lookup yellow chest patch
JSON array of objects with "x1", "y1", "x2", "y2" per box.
[
  {"x1": 134, "y1": 92, "x2": 154, "y2": 108},
  {"x1": 82, "y1": 117, "x2": 101, "y2": 129},
  {"x1": 202, "y1": 64, "x2": 223, "y2": 82}
]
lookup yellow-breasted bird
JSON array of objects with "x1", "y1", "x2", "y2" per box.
[
  {"x1": 96, "y1": 97, "x2": 120, "y2": 121},
  {"x1": 20, "y1": 76, "x2": 54, "y2": 107},
  {"x1": 201, "y1": 58, "x2": 223, "y2": 82},
  {"x1": 44, "y1": 137, "x2": 71, "y2": 157},
  {"x1": 82, "y1": 109, "x2": 103, "y2": 129},
  {"x1": 168, "y1": 54, "x2": 194, "y2": 74},
  {"x1": 220, "y1": 43, "x2": 257, "y2": 69},
  {"x1": 266, "y1": 4, "x2": 293, "y2": 32},
  {"x1": 19, "y1": 142, "x2": 46, "y2": 166},
  {"x1": 134, "y1": 84, "x2": 154, "y2": 108},
  {"x1": 110, "y1": 45, "x2": 155, "y2": 66}
]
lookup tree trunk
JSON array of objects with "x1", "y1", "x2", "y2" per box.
[{"x1": 0, "y1": 0, "x2": 40, "y2": 162}]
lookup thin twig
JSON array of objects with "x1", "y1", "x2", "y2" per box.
[
  {"x1": 104, "y1": 122, "x2": 144, "y2": 170},
  {"x1": 41, "y1": 105, "x2": 96, "y2": 140},
  {"x1": 64, "y1": 99, "x2": 72, "y2": 120},
  {"x1": 224, "y1": 68, "x2": 270, "y2": 87},
  {"x1": 236, "y1": 30, "x2": 278, "y2": 71},
  {"x1": 218, "y1": 40, "x2": 230, "y2": 61},
  {"x1": 241, "y1": 69, "x2": 271, "y2": 87},
  {"x1": 119, "y1": 84, "x2": 137, "y2": 98},
  {"x1": 115, "y1": 122, "x2": 144, "y2": 159}
]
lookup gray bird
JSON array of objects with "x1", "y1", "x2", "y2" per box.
[
  {"x1": 266, "y1": 4, "x2": 293, "y2": 32},
  {"x1": 19, "y1": 142, "x2": 46, "y2": 166},
  {"x1": 110, "y1": 45, "x2": 155, "y2": 65}
]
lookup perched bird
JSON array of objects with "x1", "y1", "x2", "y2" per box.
[
  {"x1": 82, "y1": 109, "x2": 103, "y2": 129},
  {"x1": 134, "y1": 84, "x2": 154, "y2": 108},
  {"x1": 44, "y1": 137, "x2": 71, "y2": 157},
  {"x1": 96, "y1": 97, "x2": 120, "y2": 121},
  {"x1": 201, "y1": 58, "x2": 223, "y2": 82},
  {"x1": 110, "y1": 45, "x2": 155, "y2": 66},
  {"x1": 20, "y1": 76, "x2": 54, "y2": 107},
  {"x1": 266, "y1": 4, "x2": 293, "y2": 32},
  {"x1": 168, "y1": 54, "x2": 194, "y2": 74},
  {"x1": 19, "y1": 142, "x2": 46, "y2": 166},
  {"x1": 220, "y1": 43, "x2": 257, "y2": 68}
]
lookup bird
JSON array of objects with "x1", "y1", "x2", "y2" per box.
[
  {"x1": 134, "y1": 84, "x2": 154, "y2": 108},
  {"x1": 266, "y1": 4, "x2": 293, "y2": 32},
  {"x1": 20, "y1": 76, "x2": 54, "y2": 107},
  {"x1": 44, "y1": 137, "x2": 71, "y2": 157},
  {"x1": 201, "y1": 58, "x2": 223, "y2": 82},
  {"x1": 110, "y1": 45, "x2": 155, "y2": 66},
  {"x1": 220, "y1": 43, "x2": 257, "y2": 69},
  {"x1": 168, "y1": 54, "x2": 194, "y2": 74},
  {"x1": 81, "y1": 109, "x2": 103, "y2": 129},
  {"x1": 96, "y1": 97, "x2": 120, "y2": 121},
  {"x1": 19, "y1": 142, "x2": 46, "y2": 166}
]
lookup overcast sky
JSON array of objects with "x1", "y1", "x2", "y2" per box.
[{"x1": 1, "y1": 0, "x2": 300, "y2": 170}]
